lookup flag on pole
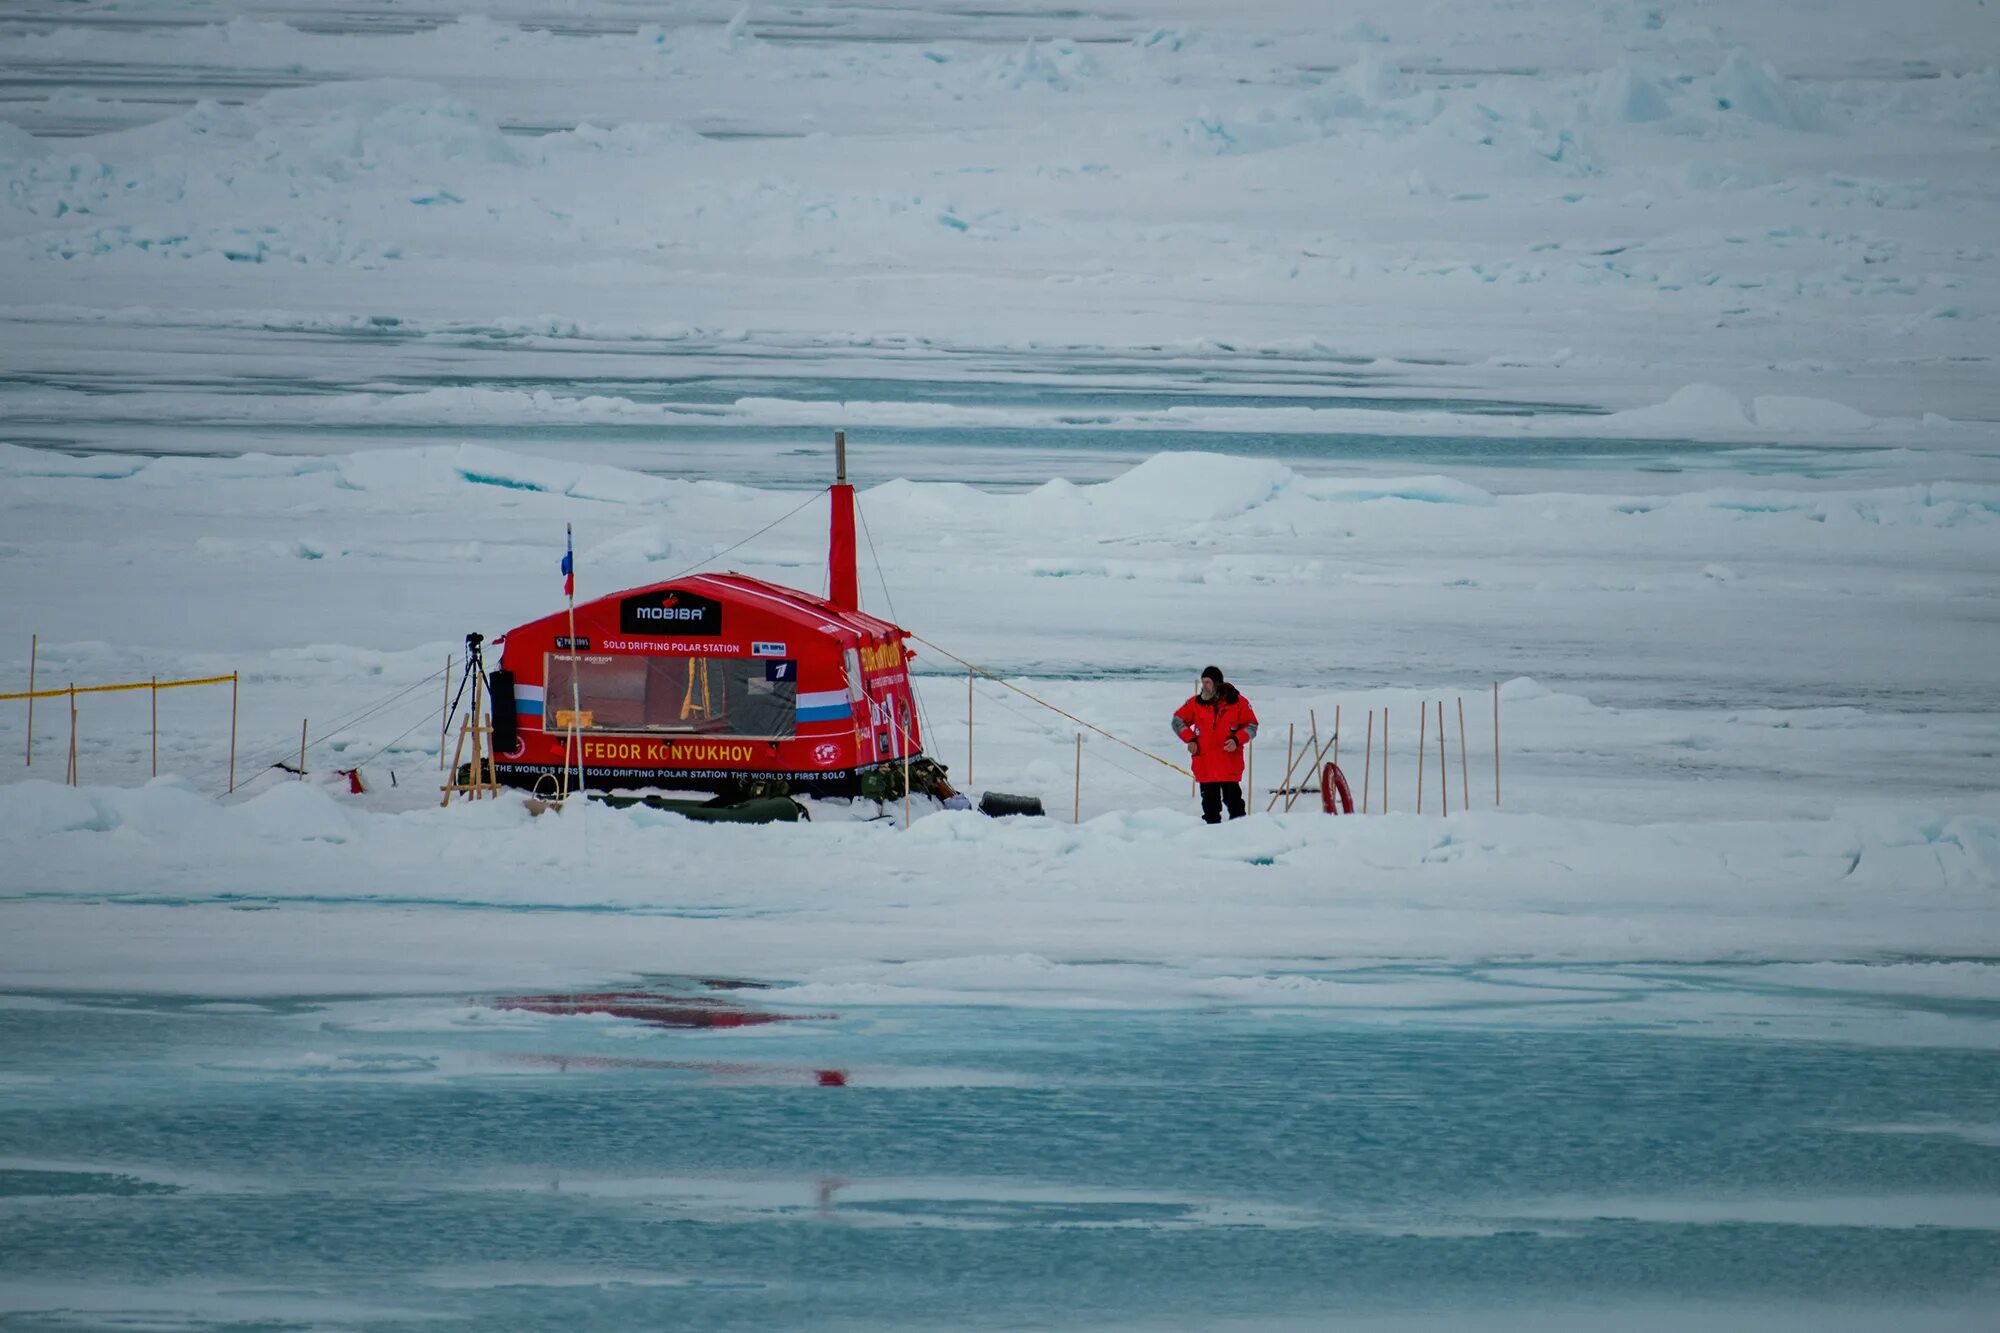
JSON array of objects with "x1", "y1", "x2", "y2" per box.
[{"x1": 561, "y1": 525, "x2": 574, "y2": 599}]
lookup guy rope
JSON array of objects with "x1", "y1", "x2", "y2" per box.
[{"x1": 905, "y1": 634, "x2": 1192, "y2": 781}]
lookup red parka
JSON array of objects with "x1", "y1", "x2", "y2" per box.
[{"x1": 1173, "y1": 684, "x2": 1259, "y2": 784}]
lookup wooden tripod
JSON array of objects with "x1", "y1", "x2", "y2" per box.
[{"x1": 441, "y1": 663, "x2": 501, "y2": 806}]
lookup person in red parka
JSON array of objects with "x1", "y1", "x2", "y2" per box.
[{"x1": 1172, "y1": 665, "x2": 1259, "y2": 823}]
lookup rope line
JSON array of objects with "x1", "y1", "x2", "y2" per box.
[
  {"x1": 852, "y1": 493, "x2": 900, "y2": 627},
  {"x1": 658, "y1": 488, "x2": 830, "y2": 585},
  {"x1": 854, "y1": 491, "x2": 940, "y2": 756},
  {"x1": 967, "y1": 675, "x2": 1185, "y2": 799},
  {"x1": 908, "y1": 634, "x2": 1192, "y2": 781},
  {"x1": 346, "y1": 691, "x2": 458, "y2": 773},
  {"x1": 966, "y1": 673, "x2": 1067, "y2": 738},
  {"x1": 1085, "y1": 739, "x2": 1187, "y2": 799},
  {"x1": 209, "y1": 662, "x2": 453, "y2": 797},
  {"x1": 1, "y1": 673, "x2": 234, "y2": 702}
]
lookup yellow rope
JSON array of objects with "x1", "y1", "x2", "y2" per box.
[
  {"x1": 0, "y1": 673, "x2": 235, "y2": 702},
  {"x1": 905, "y1": 634, "x2": 1192, "y2": 780}
]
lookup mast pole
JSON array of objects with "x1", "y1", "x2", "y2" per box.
[
  {"x1": 829, "y1": 431, "x2": 859, "y2": 612},
  {"x1": 566, "y1": 522, "x2": 587, "y2": 799}
]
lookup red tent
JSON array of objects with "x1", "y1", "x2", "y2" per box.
[{"x1": 488, "y1": 448, "x2": 924, "y2": 797}]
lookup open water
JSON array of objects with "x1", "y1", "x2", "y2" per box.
[
  {"x1": 7, "y1": 318, "x2": 1996, "y2": 496},
  {"x1": 2, "y1": 974, "x2": 1998, "y2": 1330}
]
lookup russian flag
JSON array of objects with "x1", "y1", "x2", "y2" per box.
[
  {"x1": 561, "y1": 525, "x2": 574, "y2": 599},
  {"x1": 796, "y1": 690, "x2": 853, "y2": 723}
]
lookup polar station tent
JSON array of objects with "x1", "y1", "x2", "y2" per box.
[{"x1": 488, "y1": 446, "x2": 925, "y2": 796}]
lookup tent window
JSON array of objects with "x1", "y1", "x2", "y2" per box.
[{"x1": 544, "y1": 654, "x2": 795, "y2": 739}]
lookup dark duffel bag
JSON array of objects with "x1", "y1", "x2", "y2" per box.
[{"x1": 978, "y1": 791, "x2": 1045, "y2": 818}]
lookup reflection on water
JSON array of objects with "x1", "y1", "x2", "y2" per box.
[{"x1": 1, "y1": 975, "x2": 1997, "y2": 1329}]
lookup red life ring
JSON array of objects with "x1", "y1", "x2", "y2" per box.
[{"x1": 1321, "y1": 762, "x2": 1355, "y2": 815}]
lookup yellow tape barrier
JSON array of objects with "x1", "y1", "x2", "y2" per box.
[
  {"x1": 905, "y1": 634, "x2": 1193, "y2": 781},
  {"x1": 0, "y1": 673, "x2": 235, "y2": 702}
]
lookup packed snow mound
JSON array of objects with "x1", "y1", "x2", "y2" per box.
[
  {"x1": 547, "y1": 120, "x2": 707, "y2": 157},
  {"x1": 1750, "y1": 395, "x2": 1876, "y2": 432},
  {"x1": 8, "y1": 442, "x2": 1989, "y2": 532},
  {"x1": 239, "y1": 85, "x2": 517, "y2": 178},
  {"x1": 246, "y1": 78, "x2": 447, "y2": 119},
  {"x1": 233, "y1": 778, "x2": 360, "y2": 844},
  {"x1": 1591, "y1": 60, "x2": 1672, "y2": 125},
  {"x1": 6, "y1": 779, "x2": 1997, "y2": 927},
  {"x1": 0, "y1": 442, "x2": 149, "y2": 479},
  {"x1": 5, "y1": 781, "x2": 121, "y2": 837},
  {"x1": 985, "y1": 39, "x2": 1099, "y2": 91},
  {"x1": 1302, "y1": 476, "x2": 1495, "y2": 506},
  {"x1": 1940, "y1": 66, "x2": 2000, "y2": 130},
  {"x1": 1598, "y1": 387, "x2": 1882, "y2": 438},
  {"x1": 0, "y1": 441, "x2": 767, "y2": 507},
  {"x1": 1211, "y1": 76, "x2": 1596, "y2": 175},
  {"x1": 333, "y1": 444, "x2": 749, "y2": 506},
  {"x1": 21, "y1": 79, "x2": 515, "y2": 187},
  {"x1": 0, "y1": 121, "x2": 45, "y2": 164},
  {"x1": 1707, "y1": 48, "x2": 1817, "y2": 130},
  {"x1": 1073, "y1": 452, "x2": 1296, "y2": 522},
  {"x1": 1603, "y1": 384, "x2": 1752, "y2": 434},
  {"x1": 23, "y1": 220, "x2": 405, "y2": 268},
  {"x1": 857, "y1": 477, "x2": 1008, "y2": 526},
  {"x1": 1340, "y1": 53, "x2": 1414, "y2": 106}
]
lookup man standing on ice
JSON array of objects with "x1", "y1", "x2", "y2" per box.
[{"x1": 1173, "y1": 665, "x2": 1259, "y2": 824}]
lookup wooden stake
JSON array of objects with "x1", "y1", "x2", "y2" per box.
[
  {"x1": 1437, "y1": 700, "x2": 1447, "y2": 817},
  {"x1": 1457, "y1": 696, "x2": 1469, "y2": 814},
  {"x1": 902, "y1": 699, "x2": 911, "y2": 828},
  {"x1": 298, "y1": 718, "x2": 308, "y2": 780},
  {"x1": 1280, "y1": 723, "x2": 1294, "y2": 804},
  {"x1": 24, "y1": 634, "x2": 35, "y2": 767},
  {"x1": 66, "y1": 684, "x2": 76, "y2": 786},
  {"x1": 1245, "y1": 737, "x2": 1253, "y2": 816},
  {"x1": 1267, "y1": 718, "x2": 1317, "y2": 813},
  {"x1": 966, "y1": 667, "x2": 974, "y2": 787},
  {"x1": 1381, "y1": 708, "x2": 1389, "y2": 813},
  {"x1": 443, "y1": 714, "x2": 470, "y2": 807},
  {"x1": 1493, "y1": 681, "x2": 1501, "y2": 807},
  {"x1": 1269, "y1": 727, "x2": 1298, "y2": 811},
  {"x1": 1073, "y1": 732, "x2": 1083, "y2": 823},
  {"x1": 1333, "y1": 705, "x2": 1340, "y2": 771},
  {"x1": 151, "y1": 676, "x2": 158, "y2": 778},
  {"x1": 1360, "y1": 709, "x2": 1373, "y2": 813},
  {"x1": 1277, "y1": 711, "x2": 1349, "y2": 816},
  {"x1": 1288, "y1": 709, "x2": 1320, "y2": 812},
  {"x1": 228, "y1": 672, "x2": 238, "y2": 794},
  {"x1": 1416, "y1": 701, "x2": 1427, "y2": 814},
  {"x1": 440, "y1": 653, "x2": 452, "y2": 772},
  {"x1": 472, "y1": 666, "x2": 485, "y2": 799}
]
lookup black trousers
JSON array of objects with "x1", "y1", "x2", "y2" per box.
[{"x1": 1200, "y1": 781, "x2": 1246, "y2": 824}]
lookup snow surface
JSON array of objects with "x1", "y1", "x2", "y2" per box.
[
  {"x1": 0, "y1": 0, "x2": 1994, "y2": 1032},
  {"x1": 1, "y1": 2, "x2": 1998, "y2": 1326}
]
